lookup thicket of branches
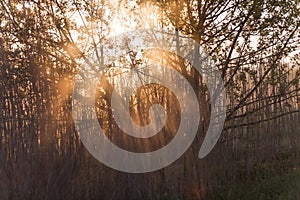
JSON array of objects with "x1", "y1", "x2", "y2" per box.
[{"x1": 0, "y1": 0, "x2": 299, "y2": 199}]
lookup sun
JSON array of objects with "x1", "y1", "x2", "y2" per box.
[{"x1": 109, "y1": 17, "x2": 130, "y2": 36}]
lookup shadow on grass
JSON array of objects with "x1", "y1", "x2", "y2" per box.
[{"x1": 213, "y1": 169, "x2": 300, "y2": 200}]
